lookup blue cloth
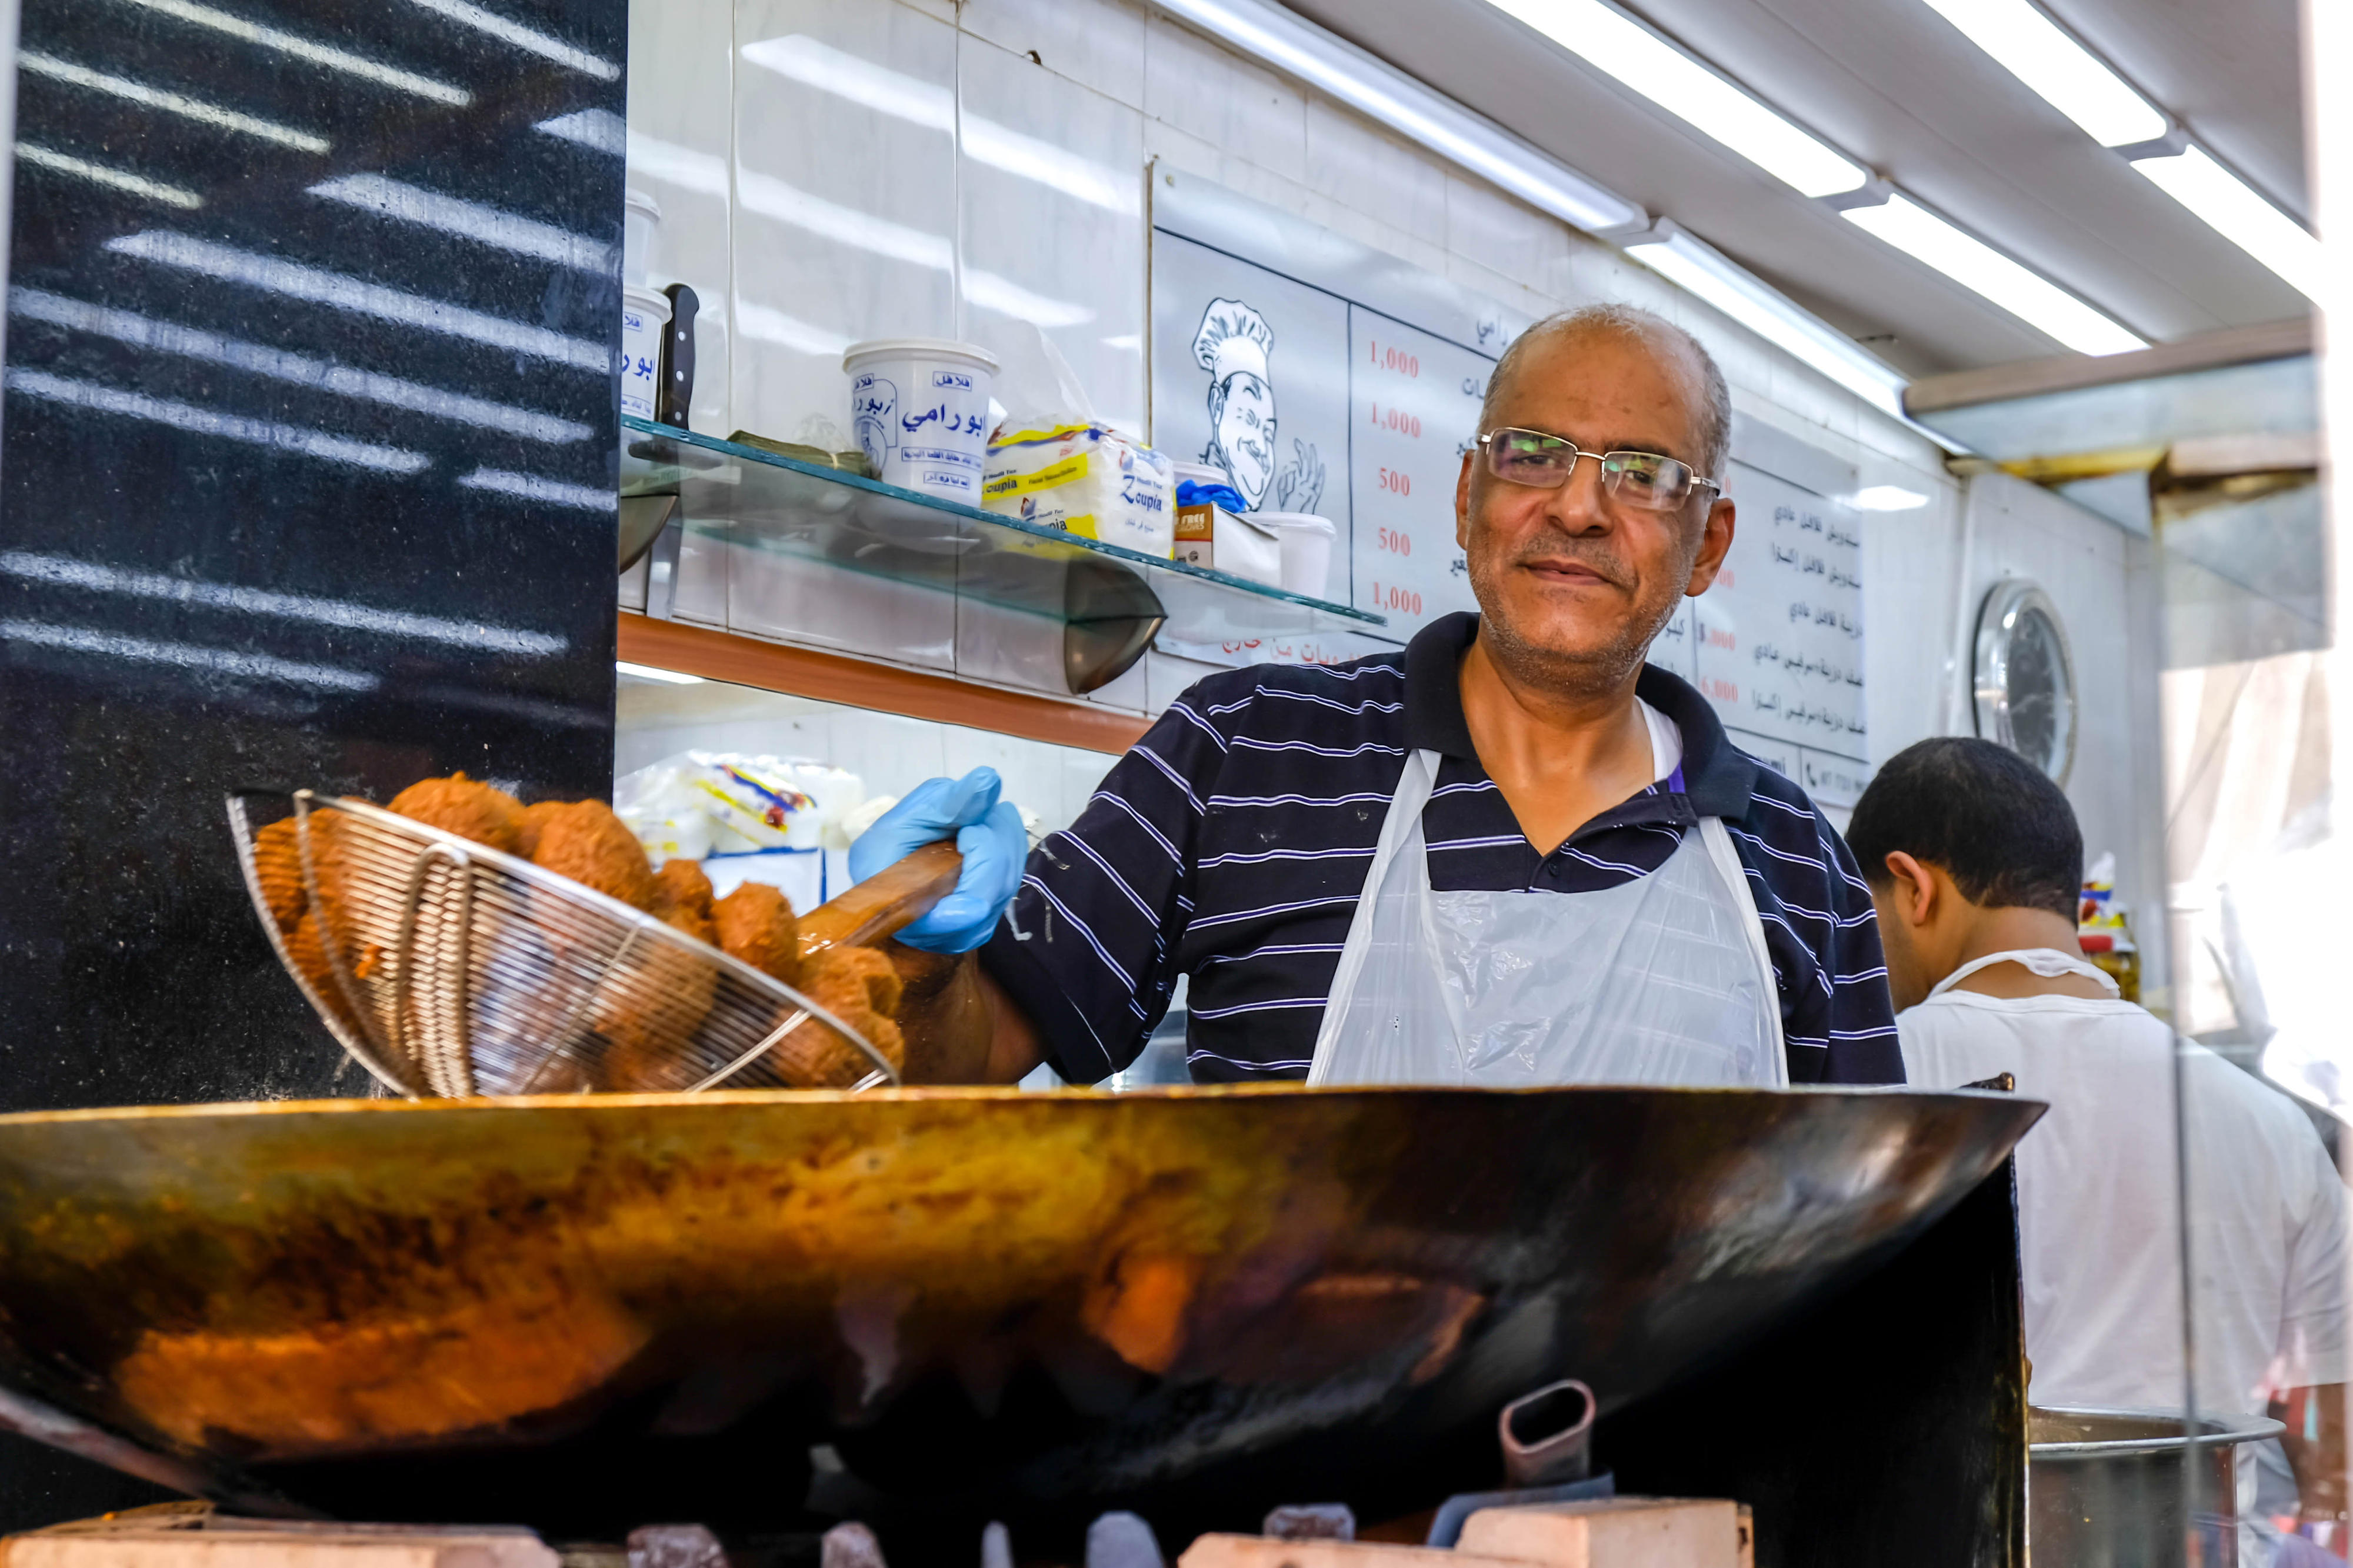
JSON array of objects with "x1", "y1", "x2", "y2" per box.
[
  {"x1": 848, "y1": 767, "x2": 1027, "y2": 953},
  {"x1": 1176, "y1": 478, "x2": 1250, "y2": 512}
]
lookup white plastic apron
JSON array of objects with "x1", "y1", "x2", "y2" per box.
[
  {"x1": 1927, "y1": 947, "x2": 2121, "y2": 1001},
  {"x1": 1307, "y1": 748, "x2": 1788, "y2": 1087}
]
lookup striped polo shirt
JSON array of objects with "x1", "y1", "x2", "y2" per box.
[{"x1": 981, "y1": 612, "x2": 1903, "y2": 1086}]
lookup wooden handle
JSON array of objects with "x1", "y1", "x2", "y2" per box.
[{"x1": 798, "y1": 840, "x2": 964, "y2": 953}]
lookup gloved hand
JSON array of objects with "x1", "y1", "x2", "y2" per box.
[{"x1": 848, "y1": 767, "x2": 1028, "y2": 953}]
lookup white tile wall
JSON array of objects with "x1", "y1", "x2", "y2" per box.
[
  {"x1": 957, "y1": 34, "x2": 1148, "y2": 433},
  {"x1": 626, "y1": 0, "x2": 736, "y2": 438},
  {"x1": 1142, "y1": 16, "x2": 1307, "y2": 186},
  {"x1": 961, "y1": 0, "x2": 1146, "y2": 111},
  {"x1": 730, "y1": 0, "x2": 959, "y2": 443}
]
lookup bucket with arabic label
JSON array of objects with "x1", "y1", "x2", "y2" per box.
[{"x1": 842, "y1": 338, "x2": 999, "y2": 502}]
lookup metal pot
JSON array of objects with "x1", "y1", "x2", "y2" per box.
[
  {"x1": 0, "y1": 1086, "x2": 2041, "y2": 1536},
  {"x1": 2030, "y1": 1404, "x2": 2288, "y2": 1567}
]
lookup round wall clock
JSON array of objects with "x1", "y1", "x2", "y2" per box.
[{"x1": 1973, "y1": 579, "x2": 2076, "y2": 786}]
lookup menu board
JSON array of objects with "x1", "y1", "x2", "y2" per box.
[
  {"x1": 1649, "y1": 459, "x2": 1868, "y2": 805},
  {"x1": 1345, "y1": 308, "x2": 1492, "y2": 640}
]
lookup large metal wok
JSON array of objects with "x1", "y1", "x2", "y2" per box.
[{"x1": 0, "y1": 1085, "x2": 2038, "y2": 1537}]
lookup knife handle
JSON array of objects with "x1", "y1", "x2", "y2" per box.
[{"x1": 659, "y1": 283, "x2": 698, "y2": 426}]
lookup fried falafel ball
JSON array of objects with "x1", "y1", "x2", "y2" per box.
[
  {"x1": 387, "y1": 772, "x2": 525, "y2": 854},
  {"x1": 592, "y1": 860, "x2": 727, "y2": 1089},
  {"x1": 712, "y1": 882, "x2": 802, "y2": 987},
  {"x1": 528, "y1": 799, "x2": 658, "y2": 910},
  {"x1": 592, "y1": 935, "x2": 719, "y2": 1090},
  {"x1": 817, "y1": 942, "x2": 903, "y2": 1017},
  {"x1": 654, "y1": 859, "x2": 717, "y2": 943},
  {"x1": 768, "y1": 950, "x2": 906, "y2": 1086},
  {"x1": 251, "y1": 817, "x2": 311, "y2": 932},
  {"x1": 514, "y1": 799, "x2": 566, "y2": 861}
]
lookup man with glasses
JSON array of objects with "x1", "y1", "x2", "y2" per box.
[{"x1": 852, "y1": 304, "x2": 1900, "y2": 1087}]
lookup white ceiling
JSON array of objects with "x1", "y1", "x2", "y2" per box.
[{"x1": 1283, "y1": 0, "x2": 2311, "y2": 375}]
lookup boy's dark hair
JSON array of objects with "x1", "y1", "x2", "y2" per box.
[{"x1": 1847, "y1": 738, "x2": 2082, "y2": 920}]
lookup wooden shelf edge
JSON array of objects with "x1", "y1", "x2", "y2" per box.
[{"x1": 617, "y1": 615, "x2": 1152, "y2": 755}]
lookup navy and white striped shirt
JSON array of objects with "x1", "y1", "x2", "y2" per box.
[{"x1": 982, "y1": 612, "x2": 1902, "y2": 1085}]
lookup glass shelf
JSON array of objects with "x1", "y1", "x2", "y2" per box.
[{"x1": 621, "y1": 419, "x2": 1385, "y2": 654}]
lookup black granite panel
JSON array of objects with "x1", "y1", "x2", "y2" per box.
[
  {"x1": 0, "y1": 0, "x2": 624, "y2": 1518},
  {"x1": 1, "y1": 0, "x2": 625, "y2": 1107}
]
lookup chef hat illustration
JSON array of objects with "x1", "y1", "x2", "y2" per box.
[{"x1": 1192, "y1": 298, "x2": 1274, "y2": 386}]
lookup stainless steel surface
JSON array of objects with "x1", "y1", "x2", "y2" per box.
[
  {"x1": 226, "y1": 792, "x2": 897, "y2": 1097},
  {"x1": 618, "y1": 494, "x2": 678, "y2": 575},
  {"x1": 2028, "y1": 1406, "x2": 2286, "y2": 1568},
  {"x1": 0, "y1": 1085, "x2": 2041, "y2": 1532}
]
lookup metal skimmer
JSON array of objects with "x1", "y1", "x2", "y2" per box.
[{"x1": 227, "y1": 790, "x2": 899, "y2": 1097}]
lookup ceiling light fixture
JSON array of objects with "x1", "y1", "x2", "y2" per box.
[
  {"x1": 1619, "y1": 222, "x2": 1907, "y2": 418},
  {"x1": 2129, "y1": 146, "x2": 2322, "y2": 304},
  {"x1": 1151, "y1": 0, "x2": 1642, "y2": 232},
  {"x1": 1915, "y1": 0, "x2": 2319, "y2": 304},
  {"x1": 1841, "y1": 195, "x2": 2145, "y2": 355},
  {"x1": 1484, "y1": 0, "x2": 1868, "y2": 197},
  {"x1": 1914, "y1": 0, "x2": 2162, "y2": 146}
]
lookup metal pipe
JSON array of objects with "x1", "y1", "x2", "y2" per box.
[{"x1": 1499, "y1": 1378, "x2": 1595, "y2": 1488}]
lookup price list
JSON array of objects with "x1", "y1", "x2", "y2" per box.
[
  {"x1": 1345, "y1": 306, "x2": 1488, "y2": 640},
  {"x1": 1685, "y1": 460, "x2": 1867, "y2": 801}
]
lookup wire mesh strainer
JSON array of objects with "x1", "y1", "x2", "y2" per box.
[{"x1": 228, "y1": 790, "x2": 900, "y2": 1097}]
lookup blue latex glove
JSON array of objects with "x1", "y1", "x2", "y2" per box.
[{"x1": 848, "y1": 767, "x2": 1028, "y2": 953}]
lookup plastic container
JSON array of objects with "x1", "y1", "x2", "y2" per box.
[
  {"x1": 624, "y1": 189, "x2": 661, "y2": 289},
  {"x1": 619, "y1": 285, "x2": 671, "y2": 421},
  {"x1": 1256, "y1": 510, "x2": 1338, "y2": 598},
  {"x1": 842, "y1": 338, "x2": 999, "y2": 502}
]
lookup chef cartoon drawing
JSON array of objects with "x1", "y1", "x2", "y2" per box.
[{"x1": 1192, "y1": 297, "x2": 1324, "y2": 514}]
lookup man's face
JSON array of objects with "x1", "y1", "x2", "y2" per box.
[
  {"x1": 1455, "y1": 329, "x2": 1734, "y2": 690},
  {"x1": 1212, "y1": 372, "x2": 1275, "y2": 507}
]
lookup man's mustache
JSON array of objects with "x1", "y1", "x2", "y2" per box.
[{"x1": 1509, "y1": 543, "x2": 1630, "y2": 589}]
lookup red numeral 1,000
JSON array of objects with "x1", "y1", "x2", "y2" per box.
[
  {"x1": 1368, "y1": 341, "x2": 1420, "y2": 378},
  {"x1": 1377, "y1": 467, "x2": 1410, "y2": 496},
  {"x1": 1369, "y1": 581, "x2": 1423, "y2": 616}
]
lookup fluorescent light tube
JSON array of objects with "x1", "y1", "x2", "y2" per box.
[
  {"x1": 2131, "y1": 146, "x2": 2322, "y2": 303},
  {"x1": 1915, "y1": 0, "x2": 2163, "y2": 146},
  {"x1": 1622, "y1": 225, "x2": 1907, "y2": 416},
  {"x1": 1485, "y1": 0, "x2": 1867, "y2": 197},
  {"x1": 1842, "y1": 194, "x2": 2145, "y2": 355},
  {"x1": 1851, "y1": 484, "x2": 1931, "y2": 511},
  {"x1": 1152, "y1": 0, "x2": 1642, "y2": 232}
]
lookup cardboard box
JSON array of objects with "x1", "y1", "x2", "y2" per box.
[
  {"x1": 1456, "y1": 1497, "x2": 1742, "y2": 1568},
  {"x1": 1178, "y1": 1536, "x2": 1524, "y2": 1568},
  {"x1": 1173, "y1": 501, "x2": 1281, "y2": 585}
]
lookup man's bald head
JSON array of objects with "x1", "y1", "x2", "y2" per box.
[{"x1": 1479, "y1": 304, "x2": 1731, "y2": 481}]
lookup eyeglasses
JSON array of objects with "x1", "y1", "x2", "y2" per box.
[{"x1": 1477, "y1": 427, "x2": 1722, "y2": 511}]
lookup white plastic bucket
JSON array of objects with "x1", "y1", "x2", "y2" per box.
[
  {"x1": 1257, "y1": 511, "x2": 1338, "y2": 598},
  {"x1": 842, "y1": 338, "x2": 999, "y2": 502},
  {"x1": 619, "y1": 284, "x2": 671, "y2": 421},
  {"x1": 624, "y1": 189, "x2": 661, "y2": 289}
]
